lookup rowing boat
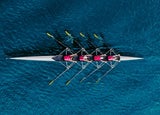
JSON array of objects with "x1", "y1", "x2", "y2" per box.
[
  {"x1": 8, "y1": 31, "x2": 143, "y2": 85},
  {"x1": 9, "y1": 55, "x2": 143, "y2": 62}
]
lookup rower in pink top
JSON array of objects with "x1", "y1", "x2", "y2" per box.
[
  {"x1": 79, "y1": 55, "x2": 92, "y2": 62},
  {"x1": 108, "y1": 56, "x2": 114, "y2": 61},
  {"x1": 64, "y1": 55, "x2": 72, "y2": 61},
  {"x1": 93, "y1": 55, "x2": 101, "y2": 61}
]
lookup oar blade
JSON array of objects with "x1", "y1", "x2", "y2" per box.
[
  {"x1": 65, "y1": 80, "x2": 71, "y2": 86},
  {"x1": 49, "y1": 80, "x2": 55, "y2": 85},
  {"x1": 46, "y1": 32, "x2": 54, "y2": 38}
]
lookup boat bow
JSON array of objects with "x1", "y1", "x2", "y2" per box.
[{"x1": 120, "y1": 56, "x2": 143, "y2": 61}]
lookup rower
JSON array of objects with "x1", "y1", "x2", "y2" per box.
[
  {"x1": 63, "y1": 54, "x2": 77, "y2": 62},
  {"x1": 93, "y1": 55, "x2": 101, "y2": 61},
  {"x1": 64, "y1": 55, "x2": 72, "y2": 61},
  {"x1": 107, "y1": 55, "x2": 120, "y2": 62},
  {"x1": 93, "y1": 55, "x2": 107, "y2": 62},
  {"x1": 79, "y1": 55, "x2": 92, "y2": 62}
]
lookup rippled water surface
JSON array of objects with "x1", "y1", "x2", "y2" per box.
[{"x1": 0, "y1": 0, "x2": 160, "y2": 114}]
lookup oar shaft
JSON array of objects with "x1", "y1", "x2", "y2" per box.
[
  {"x1": 65, "y1": 31, "x2": 84, "y2": 49},
  {"x1": 70, "y1": 69, "x2": 84, "y2": 81},
  {"x1": 49, "y1": 63, "x2": 75, "y2": 85},
  {"x1": 80, "y1": 67, "x2": 99, "y2": 83},
  {"x1": 49, "y1": 68, "x2": 68, "y2": 85},
  {"x1": 96, "y1": 62, "x2": 119, "y2": 83},
  {"x1": 47, "y1": 32, "x2": 68, "y2": 48},
  {"x1": 96, "y1": 67, "x2": 113, "y2": 83}
]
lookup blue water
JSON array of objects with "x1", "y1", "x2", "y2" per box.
[{"x1": 1, "y1": 0, "x2": 160, "y2": 114}]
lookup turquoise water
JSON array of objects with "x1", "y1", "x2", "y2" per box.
[{"x1": 1, "y1": 0, "x2": 160, "y2": 114}]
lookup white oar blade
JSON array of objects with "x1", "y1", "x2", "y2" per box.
[
  {"x1": 9, "y1": 56, "x2": 54, "y2": 61},
  {"x1": 120, "y1": 56, "x2": 143, "y2": 61}
]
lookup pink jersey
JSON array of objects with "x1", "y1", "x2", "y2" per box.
[
  {"x1": 94, "y1": 55, "x2": 101, "y2": 61},
  {"x1": 108, "y1": 56, "x2": 114, "y2": 61},
  {"x1": 79, "y1": 56, "x2": 85, "y2": 61},
  {"x1": 64, "y1": 55, "x2": 72, "y2": 61}
]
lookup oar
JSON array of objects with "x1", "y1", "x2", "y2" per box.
[
  {"x1": 48, "y1": 63, "x2": 75, "y2": 85},
  {"x1": 93, "y1": 33, "x2": 103, "y2": 41},
  {"x1": 80, "y1": 63, "x2": 105, "y2": 83},
  {"x1": 80, "y1": 67, "x2": 99, "y2": 83},
  {"x1": 65, "y1": 30, "x2": 84, "y2": 49},
  {"x1": 46, "y1": 32, "x2": 68, "y2": 48},
  {"x1": 79, "y1": 32, "x2": 97, "y2": 49},
  {"x1": 49, "y1": 68, "x2": 68, "y2": 85},
  {"x1": 80, "y1": 32, "x2": 86, "y2": 38},
  {"x1": 96, "y1": 62, "x2": 118, "y2": 83},
  {"x1": 65, "y1": 30, "x2": 72, "y2": 38},
  {"x1": 65, "y1": 63, "x2": 90, "y2": 86},
  {"x1": 65, "y1": 69, "x2": 83, "y2": 86}
]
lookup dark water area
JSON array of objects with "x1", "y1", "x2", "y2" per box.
[{"x1": 0, "y1": 0, "x2": 160, "y2": 114}]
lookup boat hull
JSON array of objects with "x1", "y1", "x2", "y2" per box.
[
  {"x1": 9, "y1": 56, "x2": 55, "y2": 61},
  {"x1": 9, "y1": 55, "x2": 143, "y2": 62}
]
